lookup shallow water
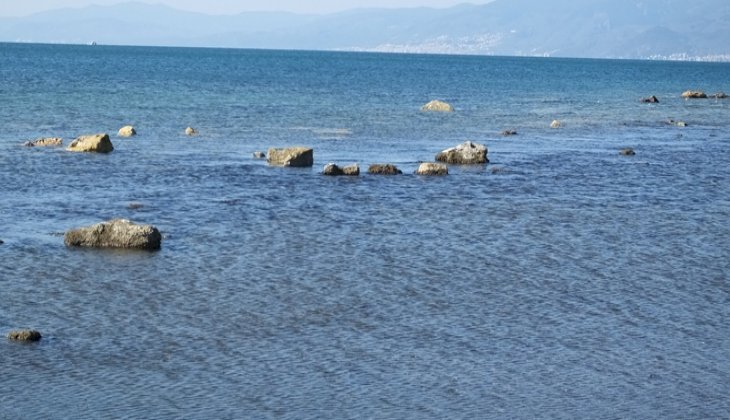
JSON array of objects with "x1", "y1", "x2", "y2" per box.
[{"x1": 1, "y1": 43, "x2": 730, "y2": 418}]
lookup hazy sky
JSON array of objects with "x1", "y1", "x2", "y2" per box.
[{"x1": 0, "y1": 0, "x2": 492, "y2": 17}]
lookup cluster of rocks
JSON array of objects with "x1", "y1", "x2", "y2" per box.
[
  {"x1": 681, "y1": 90, "x2": 727, "y2": 99},
  {"x1": 323, "y1": 163, "x2": 360, "y2": 176},
  {"x1": 265, "y1": 140, "x2": 487, "y2": 178},
  {"x1": 23, "y1": 137, "x2": 63, "y2": 147}
]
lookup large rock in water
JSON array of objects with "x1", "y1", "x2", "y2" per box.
[
  {"x1": 64, "y1": 219, "x2": 162, "y2": 250},
  {"x1": 66, "y1": 134, "x2": 114, "y2": 153},
  {"x1": 267, "y1": 147, "x2": 314, "y2": 167},
  {"x1": 415, "y1": 162, "x2": 448, "y2": 176},
  {"x1": 23, "y1": 137, "x2": 63, "y2": 147},
  {"x1": 435, "y1": 141, "x2": 488, "y2": 164},
  {"x1": 421, "y1": 100, "x2": 454, "y2": 112}
]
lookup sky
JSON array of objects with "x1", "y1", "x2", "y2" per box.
[{"x1": 0, "y1": 0, "x2": 492, "y2": 17}]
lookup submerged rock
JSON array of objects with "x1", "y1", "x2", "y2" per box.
[
  {"x1": 64, "y1": 219, "x2": 162, "y2": 250},
  {"x1": 368, "y1": 164, "x2": 402, "y2": 175},
  {"x1": 7, "y1": 329, "x2": 42, "y2": 342},
  {"x1": 267, "y1": 147, "x2": 314, "y2": 167},
  {"x1": 641, "y1": 95, "x2": 660, "y2": 103},
  {"x1": 185, "y1": 127, "x2": 198, "y2": 136},
  {"x1": 668, "y1": 119, "x2": 688, "y2": 127},
  {"x1": 421, "y1": 100, "x2": 454, "y2": 112},
  {"x1": 415, "y1": 162, "x2": 448, "y2": 176},
  {"x1": 66, "y1": 134, "x2": 114, "y2": 153},
  {"x1": 501, "y1": 130, "x2": 518, "y2": 136},
  {"x1": 619, "y1": 148, "x2": 636, "y2": 156},
  {"x1": 118, "y1": 125, "x2": 136, "y2": 137},
  {"x1": 23, "y1": 137, "x2": 63, "y2": 147},
  {"x1": 550, "y1": 120, "x2": 562, "y2": 129},
  {"x1": 710, "y1": 92, "x2": 728, "y2": 99},
  {"x1": 490, "y1": 166, "x2": 510, "y2": 174},
  {"x1": 682, "y1": 90, "x2": 707, "y2": 99},
  {"x1": 435, "y1": 141, "x2": 488, "y2": 164},
  {"x1": 252, "y1": 151, "x2": 266, "y2": 159},
  {"x1": 323, "y1": 163, "x2": 360, "y2": 176}
]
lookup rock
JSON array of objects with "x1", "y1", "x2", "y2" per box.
[
  {"x1": 368, "y1": 164, "x2": 402, "y2": 175},
  {"x1": 64, "y1": 219, "x2": 162, "y2": 250},
  {"x1": 323, "y1": 163, "x2": 360, "y2": 176},
  {"x1": 66, "y1": 133, "x2": 114, "y2": 153},
  {"x1": 0, "y1": 239, "x2": 4, "y2": 245},
  {"x1": 668, "y1": 119, "x2": 688, "y2": 127},
  {"x1": 252, "y1": 151, "x2": 266, "y2": 159},
  {"x1": 501, "y1": 130, "x2": 518, "y2": 136},
  {"x1": 23, "y1": 137, "x2": 63, "y2": 147},
  {"x1": 421, "y1": 100, "x2": 454, "y2": 112},
  {"x1": 619, "y1": 148, "x2": 636, "y2": 156},
  {"x1": 118, "y1": 125, "x2": 136, "y2": 137},
  {"x1": 550, "y1": 120, "x2": 562, "y2": 129},
  {"x1": 490, "y1": 166, "x2": 510, "y2": 174},
  {"x1": 7, "y1": 329, "x2": 42, "y2": 342},
  {"x1": 682, "y1": 90, "x2": 707, "y2": 99},
  {"x1": 435, "y1": 141, "x2": 488, "y2": 165},
  {"x1": 415, "y1": 162, "x2": 448, "y2": 176},
  {"x1": 267, "y1": 147, "x2": 314, "y2": 167},
  {"x1": 127, "y1": 202, "x2": 144, "y2": 210},
  {"x1": 711, "y1": 92, "x2": 728, "y2": 99},
  {"x1": 641, "y1": 95, "x2": 659, "y2": 103},
  {"x1": 185, "y1": 127, "x2": 198, "y2": 136}
]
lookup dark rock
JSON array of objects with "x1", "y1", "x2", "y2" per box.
[
  {"x1": 435, "y1": 141, "x2": 488, "y2": 164},
  {"x1": 64, "y1": 219, "x2": 162, "y2": 250},
  {"x1": 323, "y1": 163, "x2": 359, "y2": 176},
  {"x1": 641, "y1": 95, "x2": 659, "y2": 103},
  {"x1": 252, "y1": 151, "x2": 266, "y2": 159},
  {"x1": 710, "y1": 92, "x2": 728, "y2": 99},
  {"x1": 619, "y1": 148, "x2": 636, "y2": 156},
  {"x1": 501, "y1": 130, "x2": 518, "y2": 136},
  {"x1": 368, "y1": 164, "x2": 402, "y2": 175},
  {"x1": 415, "y1": 162, "x2": 448, "y2": 176},
  {"x1": 127, "y1": 202, "x2": 144, "y2": 210},
  {"x1": 7, "y1": 329, "x2": 42, "y2": 342},
  {"x1": 267, "y1": 147, "x2": 314, "y2": 167}
]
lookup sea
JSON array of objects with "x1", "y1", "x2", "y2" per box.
[{"x1": 1, "y1": 42, "x2": 729, "y2": 419}]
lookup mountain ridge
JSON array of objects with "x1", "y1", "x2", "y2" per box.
[{"x1": 1, "y1": 0, "x2": 728, "y2": 60}]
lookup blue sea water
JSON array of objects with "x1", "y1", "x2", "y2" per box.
[{"x1": 1, "y1": 42, "x2": 729, "y2": 418}]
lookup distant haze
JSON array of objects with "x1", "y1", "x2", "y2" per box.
[
  {"x1": 0, "y1": 0, "x2": 494, "y2": 16},
  {"x1": 2, "y1": 0, "x2": 728, "y2": 61}
]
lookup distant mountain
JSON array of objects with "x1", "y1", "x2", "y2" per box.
[{"x1": 1, "y1": 0, "x2": 729, "y2": 60}]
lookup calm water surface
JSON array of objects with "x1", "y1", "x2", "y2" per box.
[{"x1": 1, "y1": 43, "x2": 729, "y2": 418}]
